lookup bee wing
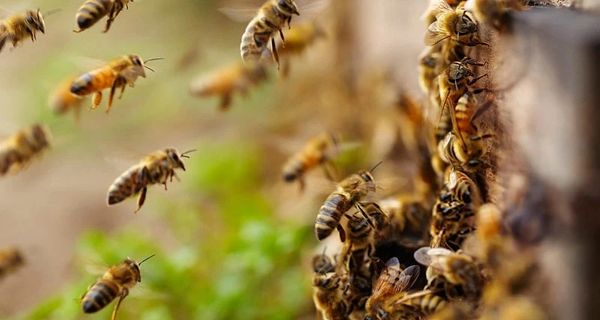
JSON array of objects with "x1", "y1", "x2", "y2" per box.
[
  {"x1": 372, "y1": 258, "x2": 420, "y2": 300},
  {"x1": 71, "y1": 56, "x2": 109, "y2": 73},
  {"x1": 424, "y1": 20, "x2": 451, "y2": 46},
  {"x1": 421, "y1": 0, "x2": 452, "y2": 21},
  {"x1": 219, "y1": 0, "x2": 330, "y2": 23},
  {"x1": 413, "y1": 246, "x2": 434, "y2": 266}
]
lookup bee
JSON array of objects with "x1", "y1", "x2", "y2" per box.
[
  {"x1": 107, "y1": 148, "x2": 194, "y2": 213},
  {"x1": 388, "y1": 289, "x2": 448, "y2": 319},
  {"x1": 430, "y1": 169, "x2": 482, "y2": 249},
  {"x1": 414, "y1": 247, "x2": 483, "y2": 301},
  {"x1": 0, "y1": 124, "x2": 51, "y2": 176},
  {"x1": 465, "y1": 0, "x2": 524, "y2": 31},
  {"x1": 313, "y1": 272, "x2": 349, "y2": 320},
  {"x1": 378, "y1": 196, "x2": 431, "y2": 248},
  {"x1": 282, "y1": 132, "x2": 339, "y2": 191},
  {"x1": 425, "y1": 0, "x2": 485, "y2": 47},
  {"x1": 418, "y1": 46, "x2": 442, "y2": 95},
  {"x1": 0, "y1": 9, "x2": 46, "y2": 53},
  {"x1": 437, "y1": 58, "x2": 487, "y2": 144},
  {"x1": 312, "y1": 249, "x2": 335, "y2": 274},
  {"x1": 364, "y1": 257, "x2": 420, "y2": 320},
  {"x1": 74, "y1": 0, "x2": 133, "y2": 33},
  {"x1": 0, "y1": 247, "x2": 24, "y2": 280},
  {"x1": 276, "y1": 21, "x2": 325, "y2": 76},
  {"x1": 49, "y1": 76, "x2": 85, "y2": 120},
  {"x1": 240, "y1": 0, "x2": 300, "y2": 66},
  {"x1": 81, "y1": 255, "x2": 154, "y2": 320},
  {"x1": 315, "y1": 163, "x2": 381, "y2": 241},
  {"x1": 189, "y1": 61, "x2": 268, "y2": 111},
  {"x1": 70, "y1": 55, "x2": 161, "y2": 113}
]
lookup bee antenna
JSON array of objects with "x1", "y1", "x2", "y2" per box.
[
  {"x1": 180, "y1": 149, "x2": 197, "y2": 158},
  {"x1": 144, "y1": 65, "x2": 156, "y2": 72},
  {"x1": 44, "y1": 8, "x2": 61, "y2": 17},
  {"x1": 138, "y1": 254, "x2": 156, "y2": 265},
  {"x1": 144, "y1": 57, "x2": 165, "y2": 64},
  {"x1": 369, "y1": 160, "x2": 384, "y2": 173}
]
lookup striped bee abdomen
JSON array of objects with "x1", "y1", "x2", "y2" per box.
[
  {"x1": 82, "y1": 279, "x2": 119, "y2": 313},
  {"x1": 107, "y1": 166, "x2": 147, "y2": 205},
  {"x1": 76, "y1": 0, "x2": 112, "y2": 30},
  {"x1": 240, "y1": 21, "x2": 269, "y2": 62},
  {"x1": 315, "y1": 192, "x2": 352, "y2": 240}
]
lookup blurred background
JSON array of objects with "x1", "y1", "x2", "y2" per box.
[{"x1": 0, "y1": 0, "x2": 430, "y2": 319}]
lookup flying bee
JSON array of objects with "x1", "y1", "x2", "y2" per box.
[
  {"x1": 70, "y1": 55, "x2": 161, "y2": 113},
  {"x1": 315, "y1": 163, "x2": 382, "y2": 241},
  {"x1": 281, "y1": 132, "x2": 339, "y2": 191},
  {"x1": 74, "y1": 0, "x2": 133, "y2": 33},
  {"x1": 189, "y1": 61, "x2": 268, "y2": 111},
  {"x1": 414, "y1": 247, "x2": 483, "y2": 301},
  {"x1": 107, "y1": 148, "x2": 195, "y2": 213},
  {"x1": 276, "y1": 21, "x2": 325, "y2": 76},
  {"x1": 0, "y1": 247, "x2": 24, "y2": 280},
  {"x1": 425, "y1": 0, "x2": 485, "y2": 47},
  {"x1": 0, "y1": 9, "x2": 45, "y2": 53},
  {"x1": 364, "y1": 258, "x2": 420, "y2": 320},
  {"x1": 238, "y1": 0, "x2": 300, "y2": 67},
  {"x1": 49, "y1": 76, "x2": 84, "y2": 120},
  {"x1": 81, "y1": 254, "x2": 154, "y2": 320},
  {"x1": 0, "y1": 124, "x2": 51, "y2": 176},
  {"x1": 312, "y1": 272, "x2": 349, "y2": 320}
]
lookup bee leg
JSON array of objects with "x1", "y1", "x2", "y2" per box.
[
  {"x1": 271, "y1": 38, "x2": 280, "y2": 69},
  {"x1": 278, "y1": 28, "x2": 285, "y2": 43},
  {"x1": 110, "y1": 289, "x2": 129, "y2": 320},
  {"x1": 107, "y1": 77, "x2": 125, "y2": 113},
  {"x1": 355, "y1": 203, "x2": 376, "y2": 229},
  {"x1": 297, "y1": 178, "x2": 305, "y2": 193},
  {"x1": 119, "y1": 83, "x2": 127, "y2": 99},
  {"x1": 336, "y1": 225, "x2": 346, "y2": 243},
  {"x1": 134, "y1": 187, "x2": 147, "y2": 213},
  {"x1": 219, "y1": 93, "x2": 232, "y2": 111},
  {"x1": 103, "y1": 3, "x2": 118, "y2": 33},
  {"x1": 92, "y1": 92, "x2": 102, "y2": 110}
]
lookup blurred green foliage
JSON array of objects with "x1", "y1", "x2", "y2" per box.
[{"x1": 24, "y1": 142, "x2": 314, "y2": 320}]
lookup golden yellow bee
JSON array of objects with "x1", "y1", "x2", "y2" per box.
[
  {"x1": 70, "y1": 54, "x2": 160, "y2": 113},
  {"x1": 364, "y1": 257, "x2": 420, "y2": 320},
  {"x1": 0, "y1": 124, "x2": 51, "y2": 176},
  {"x1": 107, "y1": 148, "x2": 194, "y2": 213},
  {"x1": 0, "y1": 247, "x2": 24, "y2": 280},
  {"x1": 240, "y1": 0, "x2": 300, "y2": 66},
  {"x1": 281, "y1": 132, "x2": 339, "y2": 191},
  {"x1": 0, "y1": 9, "x2": 46, "y2": 53},
  {"x1": 81, "y1": 255, "x2": 153, "y2": 320},
  {"x1": 437, "y1": 58, "x2": 487, "y2": 143},
  {"x1": 74, "y1": 0, "x2": 133, "y2": 33},
  {"x1": 315, "y1": 166, "x2": 380, "y2": 241},
  {"x1": 189, "y1": 61, "x2": 268, "y2": 111},
  {"x1": 414, "y1": 247, "x2": 483, "y2": 301},
  {"x1": 49, "y1": 76, "x2": 85, "y2": 120},
  {"x1": 425, "y1": 0, "x2": 484, "y2": 47},
  {"x1": 276, "y1": 21, "x2": 325, "y2": 76}
]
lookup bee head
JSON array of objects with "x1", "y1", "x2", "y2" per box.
[
  {"x1": 358, "y1": 170, "x2": 376, "y2": 192},
  {"x1": 313, "y1": 273, "x2": 339, "y2": 290},
  {"x1": 457, "y1": 10, "x2": 478, "y2": 35},
  {"x1": 165, "y1": 148, "x2": 185, "y2": 171},
  {"x1": 124, "y1": 258, "x2": 142, "y2": 282},
  {"x1": 448, "y1": 61, "x2": 473, "y2": 82},
  {"x1": 26, "y1": 9, "x2": 46, "y2": 33},
  {"x1": 129, "y1": 54, "x2": 146, "y2": 78},
  {"x1": 277, "y1": 0, "x2": 300, "y2": 15}
]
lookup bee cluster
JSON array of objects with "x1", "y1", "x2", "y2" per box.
[{"x1": 309, "y1": 1, "x2": 562, "y2": 319}]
